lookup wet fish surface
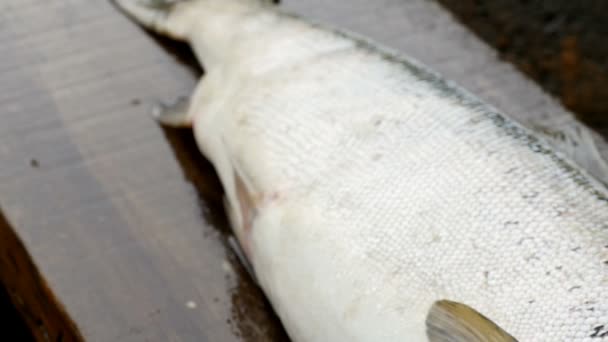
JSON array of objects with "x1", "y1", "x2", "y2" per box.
[{"x1": 114, "y1": 0, "x2": 608, "y2": 341}]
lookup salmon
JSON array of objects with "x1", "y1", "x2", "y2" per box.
[{"x1": 113, "y1": 0, "x2": 608, "y2": 340}]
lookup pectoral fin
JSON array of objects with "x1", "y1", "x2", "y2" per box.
[
  {"x1": 227, "y1": 235, "x2": 258, "y2": 284},
  {"x1": 152, "y1": 96, "x2": 193, "y2": 127},
  {"x1": 113, "y1": 0, "x2": 197, "y2": 40},
  {"x1": 224, "y1": 170, "x2": 259, "y2": 283},
  {"x1": 530, "y1": 121, "x2": 608, "y2": 185},
  {"x1": 426, "y1": 300, "x2": 517, "y2": 342}
]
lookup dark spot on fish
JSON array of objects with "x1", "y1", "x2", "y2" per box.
[
  {"x1": 569, "y1": 306, "x2": 582, "y2": 313},
  {"x1": 570, "y1": 246, "x2": 581, "y2": 252},
  {"x1": 130, "y1": 98, "x2": 141, "y2": 106},
  {"x1": 372, "y1": 153, "x2": 383, "y2": 161},
  {"x1": 528, "y1": 300, "x2": 535, "y2": 304},
  {"x1": 530, "y1": 143, "x2": 544, "y2": 153},
  {"x1": 603, "y1": 260, "x2": 608, "y2": 265},
  {"x1": 521, "y1": 191, "x2": 539, "y2": 199},
  {"x1": 504, "y1": 220, "x2": 519, "y2": 227},
  {"x1": 555, "y1": 265, "x2": 563, "y2": 270},
  {"x1": 30, "y1": 159, "x2": 39, "y2": 168},
  {"x1": 373, "y1": 118, "x2": 383, "y2": 126},
  {"x1": 468, "y1": 116, "x2": 484, "y2": 125},
  {"x1": 568, "y1": 285, "x2": 581, "y2": 292},
  {"x1": 517, "y1": 236, "x2": 534, "y2": 245},
  {"x1": 590, "y1": 324, "x2": 608, "y2": 338},
  {"x1": 524, "y1": 253, "x2": 539, "y2": 262},
  {"x1": 505, "y1": 167, "x2": 518, "y2": 174},
  {"x1": 533, "y1": 125, "x2": 567, "y2": 141},
  {"x1": 554, "y1": 205, "x2": 568, "y2": 216}
]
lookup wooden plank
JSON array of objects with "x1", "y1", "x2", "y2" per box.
[
  {"x1": 0, "y1": 210, "x2": 82, "y2": 341},
  {"x1": 0, "y1": 1, "x2": 286, "y2": 341},
  {"x1": 1, "y1": 0, "x2": 603, "y2": 341}
]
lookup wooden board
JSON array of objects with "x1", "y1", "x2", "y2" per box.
[
  {"x1": 0, "y1": 0, "x2": 602, "y2": 341},
  {"x1": 0, "y1": 1, "x2": 285, "y2": 341}
]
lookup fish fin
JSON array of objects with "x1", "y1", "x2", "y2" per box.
[
  {"x1": 530, "y1": 120, "x2": 608, "y2": 186},
  {"x1": 227, "y1": 235, "x2": 259, "y2": 285},
  {"x1": 224, "y1": 189, "x2": 259, "y2": 285},
  {"x1": 152, "y1": 96, "x2": 193, "y2": 127},
  {"x1": 234, "y1": 169, "x2": 257, "y2": 236},
  {"x1": 426, "y1": 300, "x2": 518, "y2": 342},
  {"x1": 114, "y1": 0, "x2": 280, "y2": 38},
  {"x1": 112, "y1": 0, "x2": 199, "y2": 40},
  {"x1": 223, "y1": 168, "x2": 258, "y2": 260}
]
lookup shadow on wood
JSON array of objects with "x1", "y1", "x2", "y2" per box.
[
  {"x1": 0, "y1": 282, "x2": 34, "y2": 341},
  {"x1": 159, "y1": 126, "x2": 290, "y2": 341},
  {"x1": 0, "y1": 210, "x2": 84, "y2": 341}
]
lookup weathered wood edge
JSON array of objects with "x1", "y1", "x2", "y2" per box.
[{"x1": 0, "y1": 210, "x2": 84, "y2": 341}]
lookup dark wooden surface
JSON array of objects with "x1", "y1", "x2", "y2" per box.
[
  {"x1": 436, "y1": 0, "x2": 608, "y2": 134},
  {"x1": 0, "y1": 0, "x2": 604, "y2": 341},
  {"x1": 0, "y1": 264, "x2": 34, "y2": 341},
  {"x1": 0, "y1": 210, "x2": 82, "y2": 341}
]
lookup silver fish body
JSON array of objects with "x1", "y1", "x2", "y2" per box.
[{"x1": 115, "y1": 1, "x2": 608, "y2": 341}]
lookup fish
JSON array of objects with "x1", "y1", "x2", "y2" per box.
[{"x1": 113, "y1": 0, "x2": 608, "y2": 341}]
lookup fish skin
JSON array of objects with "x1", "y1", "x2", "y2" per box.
[{"x1": 114, "y1": 1, "x2": 608, "y2": 341}]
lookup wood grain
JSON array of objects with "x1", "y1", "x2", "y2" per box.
[
  {"x1": 0, "y1": 210, "x2": 82, "y2": 341},
  {"x1": 0, "y1": 0, "x2": 602, "y2": 341},
  {"x1": 0, "y1": 1, "x2": 286, "y2": 341}
]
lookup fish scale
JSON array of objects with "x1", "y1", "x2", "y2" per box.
[
  {"x1": 114, "y1": 0, "x2": 608, "y2": 340},
  {"x1": 249, "y1": 50, "x2": 607, "y2": 338}
]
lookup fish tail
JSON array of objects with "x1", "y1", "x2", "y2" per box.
[{"x1": 113, "y1": 0, "x2": 280, "y2": 40}]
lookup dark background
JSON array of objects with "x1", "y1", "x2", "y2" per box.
[
  {"x1": 438, "y1": 0, "x2": 608, "y2": 137},
  {"x1": 2, "y1": 1, "x2": 606, "y2": 340},
  {"x1": 0, "y1": 284, "x2": 33, "y2": 340}
]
